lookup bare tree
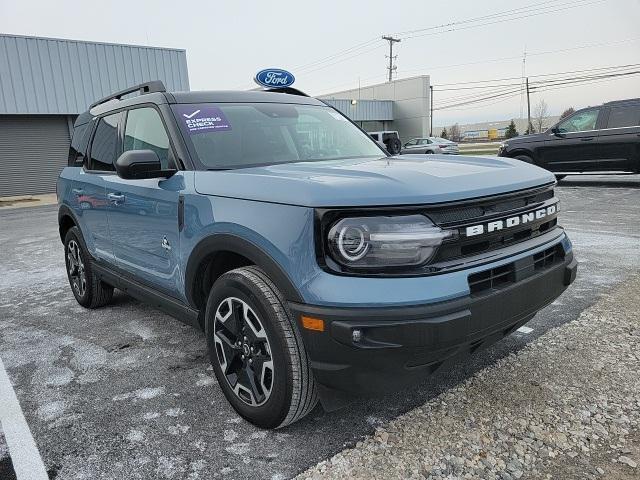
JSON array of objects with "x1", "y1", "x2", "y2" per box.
[
  {"x1": 449, "y1": 123, "x2": 461, "y2": 142},
  {"x1": 533, "y1": 99, "x2": 549, "y2": 133}
]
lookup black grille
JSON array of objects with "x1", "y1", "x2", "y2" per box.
[
  {"x1": 468, "y1": 263, "x2": 515, "y2": 294},
  {"x1": 427, "y1": 186, "x2": 559, "y2": 264},
  {"x1": 468, "y1": 245, "x2": 564, "y2": 295},
  {"x1": 428, "y1": 188, "x2": 554, "y2": 226}
]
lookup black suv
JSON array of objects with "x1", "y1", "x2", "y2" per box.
[{"x1": 498, "y1": 98, "x2": 640, "y2": 178}]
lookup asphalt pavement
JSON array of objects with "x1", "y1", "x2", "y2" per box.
[{"x1": 1, "y1": 175, "x2": 639, "y2": 480}]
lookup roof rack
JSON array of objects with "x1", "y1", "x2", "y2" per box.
[
  {"x1": 604, "y1": 97, "x2": 640, "y2": 105},
  {"x1": 90, "y1": 80, "x2": 166, "y2": 109},
  {"x1": 263, "y1": 87, "x2": 309, "y2": 97}
]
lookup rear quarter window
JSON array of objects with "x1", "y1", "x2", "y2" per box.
[{"x1": 68, "y1": 122, "x2": 90, "y2": 166}]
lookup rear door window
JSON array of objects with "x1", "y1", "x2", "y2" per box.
[
  {"x1": 88, "y1": 113, "x2": 120, "y2": 171},
  {"x1": 606, "y1": 105, "x2": 640, "y2": 129}
]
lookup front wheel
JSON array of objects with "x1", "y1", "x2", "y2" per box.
[
  {"x1": 205, "y1": 266, "x2": 318, "y2": 428},
  {"x1": 515, "y1": 154, "x2": 534, "y2": 164}
]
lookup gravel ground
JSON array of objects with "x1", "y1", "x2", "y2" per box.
[{"x1": 298, "y1": 275, "x2": 640, "y2": 480}]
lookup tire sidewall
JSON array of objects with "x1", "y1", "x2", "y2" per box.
[{"x1": 205, "y1": 272, "x2": 294, "y2": 428}]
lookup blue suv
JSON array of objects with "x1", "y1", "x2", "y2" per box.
[{"x1": 57, "y1": 80, "x2": 577, "y2": 428}]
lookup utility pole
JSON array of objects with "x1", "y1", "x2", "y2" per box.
[
  {"x1": 429, "y1": 85, "x2": 434, "y2": 136},
  {"x1": 526, "y1": 77, "x2": 532, "y2": 134},
  {"x1": 382, "y1": 35, "x2": 401, "y2": 82}
]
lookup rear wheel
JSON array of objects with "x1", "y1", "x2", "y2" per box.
[
  {"x1": 205, "y1": 266, "x2": 317, "y2": 428},
  {"x1": 64, "y1": 227, "x2": 114, "y2": 308}
]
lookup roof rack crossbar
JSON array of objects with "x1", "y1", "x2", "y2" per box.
[{"x1": 90, "y1": 80, "x2": 166, "y2": 109}]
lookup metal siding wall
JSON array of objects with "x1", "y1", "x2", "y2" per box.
[
  {"x1": 0, "y1": 35, "x2": 189, "y2": 114},
  {"x1": 323, "y1": 99, "x2": 393, "y2": 121},
  {"x1": 0, "y1": 115, "x2": 70, "y2": 196}
]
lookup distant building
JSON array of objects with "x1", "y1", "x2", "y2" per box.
[
  {"x1": 319, "y1": 76, "x2": 431, "y2": 143},
  {"x1": 0, "y1": 34, "x2": 189, "y2": 197}
]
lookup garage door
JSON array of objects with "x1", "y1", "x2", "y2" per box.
[{"x1": 0, "y1": 115, "x2": 71, "y2": 197}]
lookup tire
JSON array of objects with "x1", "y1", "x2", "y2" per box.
[
  {"x1": 64, "y1": 226, "x2": 114, "y2": 308},
  {"x1": 205, "y1": 266, "x2": 317, "y2": 429},
  {"x1": 425, "y1": 149, "x2": 434, "y2": 154},
  {"x1": 515, "y1": 154, "x2": 534, "y2": 164},
  {"x1": 386, "y1": 137, "x2": 402, "y2": 155}
]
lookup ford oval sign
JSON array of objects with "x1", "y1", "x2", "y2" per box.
[{"x1": 254, "y1": 68, "x2": 295, "y2": 88}]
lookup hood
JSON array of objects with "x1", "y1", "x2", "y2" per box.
[
  {"x1": 505, "y1": 132, "x2": 547, "y2": 145},
  {"x1": 194, "y1": 155, "x2": 555, "y2": 207}
]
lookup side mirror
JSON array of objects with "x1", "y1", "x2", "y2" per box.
[
  {"x1": 550, "y1": 126, "x2": 562, "y2": 136},
  {"x1": 115, "y1": 150, "x2": 175, "y2": 180}
]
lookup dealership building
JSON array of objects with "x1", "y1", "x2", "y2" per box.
[
  {"x1": 0, "y1": 34, "x2": 189, "y2": 197},
  {"x1": 319, "y1": 75, "x2": 432, "y2": 143}
]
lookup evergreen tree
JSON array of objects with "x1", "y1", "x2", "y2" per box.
[
  {"x1": 560, "y1": 107, "x2": 575, "y2": 120},
  {"x1": 441, "y1": 128, "x2": 448, "y2": 139},
  {"x1": 504, "y1": 120, "x2": 518, "y2": 139}
]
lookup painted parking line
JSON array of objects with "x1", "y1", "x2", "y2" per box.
[{"x1": 0, "y1": 356, "x2": 48, "y2": 480}]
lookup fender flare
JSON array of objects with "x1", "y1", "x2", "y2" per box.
[
  {"x1": 58, "y1": 204, "x2": 80, "y2": 243},
  {"x1": 184, "y1": 233, "x2": 305, "y2": 308}
]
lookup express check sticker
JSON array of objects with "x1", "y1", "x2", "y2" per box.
[{"x1": 176, "y1": 105, "x2": 231, "y2": 134}]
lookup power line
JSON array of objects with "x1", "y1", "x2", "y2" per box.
[
  {"x1": 401, "y1": 0, "x2": 604, "y2": 40},
  {"x1": 432, "y1": 70, "x2": 640, "y2": 111},
  {"x1": 432, "y1": 61, "x2": 640, "y2": 87},
  {"x1": 294, "y1": 0, "x2": 603, "y2": 83}
]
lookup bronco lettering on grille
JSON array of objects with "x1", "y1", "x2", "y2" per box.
[{"x1": 465, "y1": 204, "x2": 557, "y2": 237}]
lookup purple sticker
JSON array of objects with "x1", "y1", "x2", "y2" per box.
[{"x1": 175, "y1": 105, "x2": 231, "y2": 134}]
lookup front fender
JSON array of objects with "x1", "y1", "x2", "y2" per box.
[{"x1": 184, "y1": 232, "x2": 305, "y2": 307}]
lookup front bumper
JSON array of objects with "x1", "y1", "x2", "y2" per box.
[{"x1": 290, "y1": 250, "x2": 576, "y2": 397}]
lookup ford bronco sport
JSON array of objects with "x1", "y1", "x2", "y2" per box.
[{"x1": 57, "y1": 79, "x2": 577, "y2": 428}]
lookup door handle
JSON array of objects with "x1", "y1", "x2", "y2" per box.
[
  {"x1": 72, "y1": 188, "x2": 84, "y2": 195},
  {"x1": 580, "y1": 137, "x2": 594, "y2": 141},
  {"x1": 107, "y1": 192, "x2": 126, "y2": 204}
]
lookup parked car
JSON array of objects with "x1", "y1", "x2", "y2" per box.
[
  {"x1": 498, "y1": 98, "x2": 640, "y2": 179},
  {"x1": 368, "y1": 130, "x2": 402, "y2": 155},
  {"x1": 403, "y1": 137, "x2": 458, "y2": 155},
  {"x1": 57, "y1": 79, "x2": 576, "y2": 429},
  {"x1": 400, "y1": 138, "x2": 444, "y2": 155}
]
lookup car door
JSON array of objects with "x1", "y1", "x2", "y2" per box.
[
  {"x1": 75, "y1": 112, "x2": 121, "y2": 263},
  {"x1": 596, "y1": 103, "x2": 640, "y2": 172},
  {"x1": 402, "y1": 138, "x2": 420, "y2": 153},
  {"x1": 104, "y1": 106, "x2": 184, "y2": 296},
  {"x1": 540, "y1": 108, "x2": 601, "y2": 172}
]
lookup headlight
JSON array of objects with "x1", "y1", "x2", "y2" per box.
[{"x1": 327, "y1": 215, "x2": 453, "y2": 269}]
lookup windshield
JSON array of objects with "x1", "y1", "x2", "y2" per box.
[{"x1": 172, "y1": 103, "x2": 385, "y2": 169}]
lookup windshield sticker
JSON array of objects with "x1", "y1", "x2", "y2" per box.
[{"x1": 176, "y1": 105, "x2": 231, "y2": 134}]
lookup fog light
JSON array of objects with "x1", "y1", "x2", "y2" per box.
[{"x1": 352, "y1": 329, "x2": 362, "y2": 343}]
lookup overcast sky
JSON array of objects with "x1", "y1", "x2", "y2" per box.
[{"x1": 1, "y1": 0, "x2": 638, "y2": 125}]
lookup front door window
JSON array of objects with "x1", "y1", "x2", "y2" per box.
[{"x1": 556, "y1": 109, "x2": 599, "y2": 133}]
